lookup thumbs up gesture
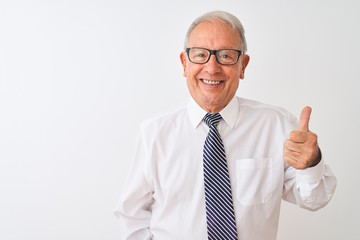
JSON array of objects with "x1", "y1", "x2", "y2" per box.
[{"x1": 284, "y1": 106, "x2": 321, "y2": 169}]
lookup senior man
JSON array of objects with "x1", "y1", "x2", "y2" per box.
[{"x1": 114, "y1": 11, "x2": 337, "y2": 240}]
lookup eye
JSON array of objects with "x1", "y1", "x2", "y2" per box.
[
  {"x1": 217, "y1": 50, "x2": 239, "y2": 64},
  {"x1": 195, "y1": 53, "x2": 206, "y2": 58},
  {"x1": 220, "y1": 54, "x2": 232, "y2": 59},
  {"x1": 219, "y1": 53, "x2": 235, "y2": 60},
  {"x1": 190, "y1": 49, "x2": 209, "y2": 61}
]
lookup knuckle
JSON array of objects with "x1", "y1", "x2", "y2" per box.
[
  {"x1": 284, "y1": 139, "x2": 291, "y2": 148},
  {"x1": 283, "y1": 156, "x2": 291, "y2": 165},
  {"x1": 310, "y1": 136, "x2": 318, "y2": 145},
  {"x1": 289, "y1": 131, "x2": 297, "y2": 139},
  {"x1": 313, "y1": 132, "x2": 318, "y2": 139},
  {"x1": 308, "y1": 133, "x2": 318, "y2": 144}
]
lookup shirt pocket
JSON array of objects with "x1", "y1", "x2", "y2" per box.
[{"x1": 235, "y1": 158, "x2": 273, "y2": 206}]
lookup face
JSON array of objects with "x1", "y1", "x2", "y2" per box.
[{"x1": 180, "y1": 20, "x2": 250, "y2": 113}]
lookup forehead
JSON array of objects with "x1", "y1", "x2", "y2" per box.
[{"x1": 188, "y1": 20, "x2": 242, "y2": 50}]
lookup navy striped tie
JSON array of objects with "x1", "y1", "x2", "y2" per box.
[{"x1": 203, "y1": 113, "x2": 238, "y2": 240}]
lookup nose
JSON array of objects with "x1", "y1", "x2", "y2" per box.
[{"x1": 203, "y1": 54, "x2": 221, "y2": 74}]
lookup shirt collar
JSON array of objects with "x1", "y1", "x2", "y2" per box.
[{"x1": 187, "y1": 96, "x2": 239, "y2": 129}]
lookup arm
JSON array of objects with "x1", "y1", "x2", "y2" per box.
[
  {"x1": 114, "y1": 129, "x2": 154, "y2": 240},
  {"x1": 282, "y1": 106, "x2": 337, "y2": 210},
  {"x1": 283, "y1": 158, "x2": 337, "y2": 210}
]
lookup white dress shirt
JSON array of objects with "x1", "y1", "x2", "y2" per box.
[{"x1": 114, "y1": 96, "x2": 337, "y2": 240}]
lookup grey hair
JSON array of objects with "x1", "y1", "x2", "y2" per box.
[{"x1": 184, "y1": 11, "x2": 247, "y2": 53}]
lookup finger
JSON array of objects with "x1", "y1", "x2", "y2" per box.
[
  {"x1": 284, "y1": 155, "x2": 307, "y2": 170},
  {"x1": 284, "y1": 155, "x2": 299, "y2": 168},
  {"x1": 289, "y1": 131, "x2": 310, "y2": 143},
  {"x1": 298, "y1": 106, "x2": 312, "y2": 132},
  {"x1": 284, "y1": 148, "x2": 301, "y2": 159},
  {"x1": 284, "y1": 139, "x2": 302, "y2": 152}
]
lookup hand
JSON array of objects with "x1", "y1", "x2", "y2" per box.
[{"x1": 284, "y1": 106, "x2": 321, "y2": 169}]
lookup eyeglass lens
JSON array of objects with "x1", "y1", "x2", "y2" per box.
[{"x1": 188, "y1": 48, "x2": 240, "y2": 65}]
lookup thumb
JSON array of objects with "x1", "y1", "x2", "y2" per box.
[{"x1": 298, "y1": 106, "x2": 312, "y2": 131}]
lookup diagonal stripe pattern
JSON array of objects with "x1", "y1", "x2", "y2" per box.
[{"x1": 203, "y1": 113, "x2": 238, "y2": 240}]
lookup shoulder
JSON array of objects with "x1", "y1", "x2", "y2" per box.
[
  {"x1": 238, "y1": 97, "x2": 296, "y2": 118},
  {"x1": 139, "y1": 103, "x2": 188, "y2": 135},
  {"x1": 237, "y1": 97, "x2": 297, "y2": 125}
]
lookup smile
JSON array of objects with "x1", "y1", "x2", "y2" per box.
[{"x1": 202, "y1": 79, "x2": 222, "y2": 85}]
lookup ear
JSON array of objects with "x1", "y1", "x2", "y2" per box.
[
  {"x1": 180, "y1": 52, "x2": 188, "y2": 77},
  {"x1": 239, "y1": 54, "x2": 250, "y2": 79}
]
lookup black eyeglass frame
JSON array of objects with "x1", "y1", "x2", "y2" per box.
[{"x1": 186, "y1": 47, "x2": 243, "y2": 65}]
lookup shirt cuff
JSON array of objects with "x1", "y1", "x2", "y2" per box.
[{"x1": 296, "y1": 160, "x2": 325, "y2": 184}]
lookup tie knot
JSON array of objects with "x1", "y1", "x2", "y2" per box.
[{"x1": 203, "y1": 113, "x2": 222, "y2": 127}]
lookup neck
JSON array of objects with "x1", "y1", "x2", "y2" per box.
[{"x1": 194, "y1": 99, "x2": 228, "y2": 114}]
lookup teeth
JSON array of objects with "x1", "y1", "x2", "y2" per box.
[{"x1": 203, "y1": 79, "x2": 221, "y2": 85}]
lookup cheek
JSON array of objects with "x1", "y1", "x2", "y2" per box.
[
  {"x1": 187, "y1": 65, "x2": 202, "y2": 80},
  {"x1": 224, "y1": 72, "x2": 241, "y2": 93},
  {"x1": 226, "y1": 69, "x2": 241, "y2": 84},
  {"x1": 228, "y1": 79, "x2": 239, "y2": 93}
]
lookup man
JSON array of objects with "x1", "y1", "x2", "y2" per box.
[{"x1": 114, "y1": 11, "x2": 337, "y2": 240}]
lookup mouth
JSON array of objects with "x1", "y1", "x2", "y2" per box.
[{"x1": 201, "y1": 79, "x2": 222, "y2": 85}]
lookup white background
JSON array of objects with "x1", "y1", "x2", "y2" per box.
[{"x1": 0, "y1": 0, "x2": 359, "y2": 239}]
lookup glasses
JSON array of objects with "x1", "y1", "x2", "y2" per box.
[{"x1": 186, "y1": 47, "x2": 243, "y2": 65}]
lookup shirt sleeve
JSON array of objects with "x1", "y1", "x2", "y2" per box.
[
  {"x1": 282, "y1": 111, "x2": 337, "y2": 210},
  {"x1": 114, "y1": 127, "x2": 154, "y2": 240},
  {"x1": 283, "y1": 159, "x2": 337, "y2": 210}
]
